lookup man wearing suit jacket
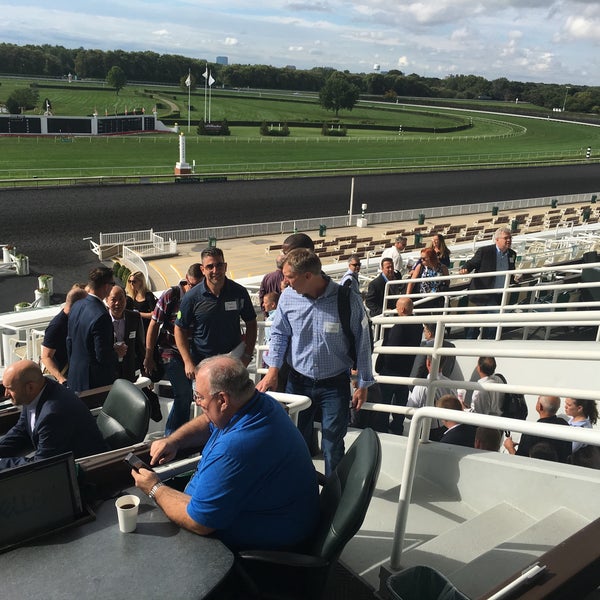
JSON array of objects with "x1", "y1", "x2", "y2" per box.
[
  {"x1": 0, "y1": 361, "x2": 108, "y2": 470},
  {"x1": 67, "y1": 266, "x2": 117, "y2": 393},
  {"x1": 365, "y1": 257, "x2": 402, "y2": 318},
  {"x1": 459, "y1": 227, "x2": 517, "y2": 339},
  {"x1": 106, "y1": 285, "x2": 145, "y2": 382},
  {"x1": 438, "y1": 394, "x2": 477, "y2": 449},
  {"x1": 374, "y1": 297, "x2": 423, "y2": 434}
]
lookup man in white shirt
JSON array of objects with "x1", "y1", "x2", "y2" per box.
[
  {"x1": 381, "y1": 236, "x2": 407, "y2": 275},
  {"x1": 407, "y1": 356, "x2": 456, "y2": 440}
]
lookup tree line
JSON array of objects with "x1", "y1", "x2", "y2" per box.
[{"x1": 1, "y1": 42, "x2": 599, "y2": 113}]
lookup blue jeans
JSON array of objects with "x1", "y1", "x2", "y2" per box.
[
  {"x1": 287, "y1": 369, "x2": 351, "y2": 477},
  {"x1": 164, "y1": 356, "x2": 193, "y2": 436}
]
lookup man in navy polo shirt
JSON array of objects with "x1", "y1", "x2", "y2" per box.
[{"x1": 174, "y1": 247, "x2": 257, "y2": 379}]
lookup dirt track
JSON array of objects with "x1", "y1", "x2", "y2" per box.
[{"x1": 1, "y1": 164, "x2": 599, "y2": 312}]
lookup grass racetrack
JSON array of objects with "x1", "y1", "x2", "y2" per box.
[{"x1": 1, "y1": 79, "x2": 600, "y2": 181}]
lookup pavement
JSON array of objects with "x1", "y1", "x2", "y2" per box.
[{"x1": 144, "y1": 200, "x2": 590, "y2": 290}]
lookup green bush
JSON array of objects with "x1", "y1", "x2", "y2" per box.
[{"x1": 260, "y1": 121, "x2": 290, "y2": 137}]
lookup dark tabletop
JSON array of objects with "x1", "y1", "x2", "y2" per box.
[{"x1": 3, "y1": 488, "x2": 234, "y2": 600}]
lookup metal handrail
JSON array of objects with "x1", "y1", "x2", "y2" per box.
[{"x1": 386, "y1": 405, "x2": 600, "y2": 570}]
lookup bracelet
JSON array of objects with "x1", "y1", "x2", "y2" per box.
[{"x1": 148, "y1": 482, "x2": 165, "y2": 500}]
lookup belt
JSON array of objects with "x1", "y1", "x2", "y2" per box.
[{"x1": 289, "y1": 368, "x2": 349, "y2": 387}]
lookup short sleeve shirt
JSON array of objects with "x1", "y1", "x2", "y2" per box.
[
  {"x1": 185, "y1": 392, "x2": 319, "y2": 550},
  {"x1": 175, "y1": 278, "x2": 256, "y2": 363}
]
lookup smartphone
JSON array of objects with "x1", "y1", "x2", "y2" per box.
[{"x1": 124, "y1": 452, "x2": 154, "y2": 472}]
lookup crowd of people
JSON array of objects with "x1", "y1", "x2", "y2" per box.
[{"x1": 1, "y1": 224, "x2": 598, "y2": 553}]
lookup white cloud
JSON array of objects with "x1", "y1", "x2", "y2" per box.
[{"x1": 0, "y1": 1, "x2": 597, "y2": 84}]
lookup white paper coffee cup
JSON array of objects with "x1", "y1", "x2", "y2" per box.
[{"x1": 115, "y1": 494, "x2": 140, "y2": 533}]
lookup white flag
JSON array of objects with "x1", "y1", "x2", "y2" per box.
[
  {"x1": 185, "y1": 73, "x2": 191, "y2": 87},
  {"x1": 208, "y1": 74, "x2": 215, "y2": 87},
  {"x1": 202, "y1": 67, "x2": 209, "y2": 79}
]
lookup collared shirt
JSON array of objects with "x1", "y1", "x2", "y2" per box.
[
  {"x1": 176, "y1": 277, "x2": 256, "y2": 363},
  {"x1": 407, "y1": 373, "x2": 456, "y2": 429},
  {"x1": 494, "y1": 246, "x2": 510, "y2": 288},
  {"x1": 111, "y1": 315, "x2": 125, "y2": 342},
  {"x1": 266, "y1": 278, "x2": 374, "y2": 388},
  {"x1": 26, "y1": 386, "x2": 45, "y2": 433},
  {"x1": 339, "y1": 269, "x2": 360, "y2": 294},
  {"x1": 381, "y1": 245, "x2": 404, "y2": 274}
]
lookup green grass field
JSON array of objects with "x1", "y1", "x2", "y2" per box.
[{"x1": 1, "y1": 78, "x2": 599, "y2": 180}]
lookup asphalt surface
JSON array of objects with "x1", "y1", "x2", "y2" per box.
[{"x1": 1, "y1": 164, "x2": 599, "y2": 312}]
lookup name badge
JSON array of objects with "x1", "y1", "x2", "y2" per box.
[
  {"x1": 225, "y1": 301, "x2": 238, "y2": 311},
  {"x1": 325, "y1": 322, "x2": 340, "y2": 333},
  {"x1": 129, "y1": 331, "x2": 136, "y2": 339}
]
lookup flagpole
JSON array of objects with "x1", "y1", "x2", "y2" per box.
[
  {"x1": 208, "y1": 71, "x2": 212, "y2": 123},
  {"x1": 203, "y1": 64, "x2": 208, "y2": 123},
  {"x1": 187, "y1": 68, "x2": 191, "y2": 132}
]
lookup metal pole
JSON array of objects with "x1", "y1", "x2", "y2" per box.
[{"x1": 348, "y1": 176, "x2": 355, "y2": 226}]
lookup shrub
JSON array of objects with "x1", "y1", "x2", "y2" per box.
[{"x1": 260, "y1": 121, "x2": 290, "y2": 137}]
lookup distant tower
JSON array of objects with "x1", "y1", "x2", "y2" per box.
[
  {"x1": 216, "y1": 56, "x2": 228, "y2": 66},
  {"x1": 174, "y1": 132, "x2": 192, "y2": 175}
]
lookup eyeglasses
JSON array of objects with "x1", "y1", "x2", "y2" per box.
[
  {"x1": 128, "y1": 278, "x2": 137, "y2": 283},
  {"x1": 350, "y1": 263, "x2": 361, "y2": 268},
  {"x1": 203, "y1": 262, "x2": 225, "y2": 271},
  {"x1": 193, "y1": 390, "x2": 220, "y2": 405}
]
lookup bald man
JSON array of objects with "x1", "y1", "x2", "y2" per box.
[
  {"x1": 0, "y1": 361, "x2": 108, "y2": 470},
  {"x1": 41, "y1": 285, "x2": 88, "y2": 384},
  {"x1": 374, "y1": 297, "x2": 423, "y2": 434},
  {"x1": 504, "y1": 396, "x2": 571, "y2": 463}
]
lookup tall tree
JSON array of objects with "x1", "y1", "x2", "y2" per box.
[
  {"x1": 106, "y1": 65, "x2": 126, "y2": 95},
  {"x1": 318, "y1": 72, "x2": 360, "y2": 117}
]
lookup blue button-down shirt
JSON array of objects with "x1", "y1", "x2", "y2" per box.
[
  {"x1": 266, "y1": 278, "x2": 375, "y2": 389},
  {"x1": 494, "y1": 247, "x2": 510, "y2": 288}
]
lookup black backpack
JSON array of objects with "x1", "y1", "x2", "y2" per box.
[{"x1": 497, "y1": 373, "x2": 528, "y2": 420}]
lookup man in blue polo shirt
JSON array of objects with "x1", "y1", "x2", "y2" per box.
[
  {"x1": 132, "y1": 355, "x2": 319, "y2": 551},
  {"x1": 174, "y1": 247, "x2": 257, "y2": 379}
]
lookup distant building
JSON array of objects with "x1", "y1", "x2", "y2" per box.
[
  {"x1": 216, "y1": 56, "x2": 228, "y2": 65},
  {"x1": 284, "y1": 65, "x2": 297, "y2": 70}
]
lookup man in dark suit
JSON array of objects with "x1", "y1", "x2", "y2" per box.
[
  {"x1": 459, "y1": 227, "x2": 517, "y2": 339},
  {"x1": 365, "y1": 257, "x2": 402, "y2": 318},
  {"x1": 67, "y1": 266, "x2": 117, "y2": 393},
  {"x1": 438, "y1": 394, "x2": 477, "y2": 448},
  {"x1": 106, "y1": 285, "x2": 145, "y2": 382},
  {"x1": 374, "y1": 297, "x2": 423, "y2": 434},
  {"x1": 0, "y1": 361, "x2": 108, "y2": 470},
  {"x1": 504, "y1": 396, "x2": 571, "y2": 463}
]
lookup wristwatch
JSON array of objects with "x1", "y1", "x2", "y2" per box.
[{"x1": 148, "y1": 482, "x2": 165, "y2": 500}]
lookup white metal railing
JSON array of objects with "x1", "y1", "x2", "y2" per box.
[
  {"x1": 379, "y1": 405, "x2": 600, "y2": 570},
  {"x1": 379, "y1": 259, "x2": 600, "y2": 341}
]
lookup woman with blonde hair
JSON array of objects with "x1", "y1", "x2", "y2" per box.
[{"x1": 125, "y1": 271, "x2": 157, "y2": 331}]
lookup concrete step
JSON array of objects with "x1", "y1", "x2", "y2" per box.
[
  {"x1": 450, "y1": 507, "x2": 591, "y2": 599},
  {"x1": 398, "y1": 502, "x2": 535, "y2": 576}
]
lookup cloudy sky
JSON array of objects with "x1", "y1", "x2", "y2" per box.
[{"x1": 1, "y1": 1, "x2": 598, "y2": 85}]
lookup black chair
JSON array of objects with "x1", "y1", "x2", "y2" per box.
[
  {"x1": 96, "y1": 379, "x2": 150, "y2": 450},
  {"x1": 237, "y1": 427, "x2": 382, "y2": 599}
]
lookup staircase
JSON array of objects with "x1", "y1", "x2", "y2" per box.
[{"x1": 378, "y1": 503, "x2": 591, "y2": 599}]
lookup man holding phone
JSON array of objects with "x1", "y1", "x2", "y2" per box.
[{"x1": 131, "y1": 355, "x2": 319, "y2": 551}]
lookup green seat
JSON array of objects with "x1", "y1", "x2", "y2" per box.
[
  {"x1": 96, "y1": 379, "x2": 150, "y2": 450},
  {"x1": 238, "y1": 428, "x2": 382, "y2": 599}
]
